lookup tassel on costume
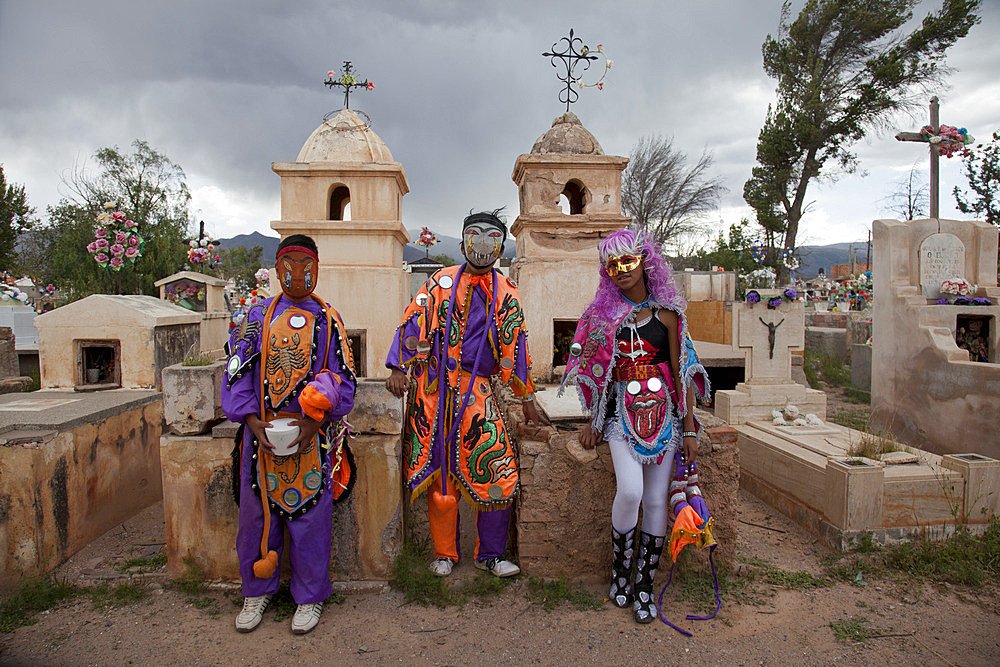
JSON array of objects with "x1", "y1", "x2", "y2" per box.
[{"x1": 253, "y1": 449, "x2": 279, "y2": 579}]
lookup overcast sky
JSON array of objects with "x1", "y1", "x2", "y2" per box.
[{"x1": 1, "y1": 0, "x2": 998, "y2": 251}]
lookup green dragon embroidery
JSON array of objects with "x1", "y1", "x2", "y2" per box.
[
  {"x1": 463, "y1": 397, "x2": 513, "y2": 484},
  {"x1": 497, "y1": 293, "x2": 524, "y2": 345}
]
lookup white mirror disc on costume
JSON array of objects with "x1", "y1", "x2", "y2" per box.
[
  {"x1": 404, "y1": 336, "x2": 418, "y2": 350},
  {"x1": 647, "y1": 377, "x2": 662, "y2": 392},
  {"x1": 500, "y1": 358, "x2": 514, "y2": 370},
  {"x1": 415, "y1": 293, "x2": 428, "y2": 306},
  {"x1": 592, "y1": 363, "x2": 605, "y2": 378},
  {"x1": 289, "y1": 314, "x2": 307, "y2": 329},
  {"x1": 227, "y1": 357, "x2": 240, "y2": 375},
  {"x1": 626, "y1": 380, "x2": 641, "y2": 395},
  {"x1": 439, "y1": 275, "x2": 453, "y2": 289},
  {"x1": 416, "y1": 340, "x2": 432, "y2": 354}
]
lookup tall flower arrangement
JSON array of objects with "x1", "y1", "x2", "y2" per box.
[
  {"x1": 415, "y1": 227, "x2": 439, "y2": 257},
  {"x1": 229, "y1": 268, "x2": 272, "y2": 332},
  {"x1": 188, "y1": 236, "x2": 219, "y2": 268},
  {"x1": 86, "y1": 202, "x2": 145, "y2": 271}
]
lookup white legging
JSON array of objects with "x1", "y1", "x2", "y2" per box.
[{"x1": 608, "y1": 433, "x2": 673, "y2": 536}]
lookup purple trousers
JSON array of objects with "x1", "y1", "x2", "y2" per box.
[{"x1": 236, "y1": 432, "x2": 333, "y2": 604}]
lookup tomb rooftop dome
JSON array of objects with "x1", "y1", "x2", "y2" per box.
[
  {"x1": 296, "y1": 109, "x2": 394, "y2": 163},
  {"x1": 530, "y1": 112, "x2": 604, "y2": 156}
]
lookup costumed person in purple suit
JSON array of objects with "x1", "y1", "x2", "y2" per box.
[
  {"x1": 560, "y1": 228, "x2": 711, "y2": 623},
  {"x1": 385, "y1": 210, "x2": 548, "y2": 578},
  {"x1": 222, "y1": 234, "x2": 356, "y2": 635}
]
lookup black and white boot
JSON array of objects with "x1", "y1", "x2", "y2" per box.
[
  {"x1": 632, "y1": 531, "x2": 665, "y2": 624},
  {"x1": 610, "y1": 525, "x2": 637, "y2": 608}
]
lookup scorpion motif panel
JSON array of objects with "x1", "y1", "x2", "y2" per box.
[{"x1": 264, "y1": 307, "x2": 315, "y2": 409}]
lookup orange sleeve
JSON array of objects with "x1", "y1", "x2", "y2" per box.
[{"x1": 299, "y1": 384, "x2": 333, "y2": 422}]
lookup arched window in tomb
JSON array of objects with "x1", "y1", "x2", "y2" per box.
[
  {"x1": 560, "y1": 180, "x2": 586, "y2": 214},
  {"x1": 329, "y1": 185, "x2": 351, "y2": 221}
]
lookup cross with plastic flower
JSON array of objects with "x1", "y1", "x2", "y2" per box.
[
  {"x1": 324, "y1": 61, "x2": 374, "y2": 110},
  {"x1": 542, "y1": 29, "x2": 611, "y2": 112},
  {"x1": 895, "y1": 96, "x2": 974, "y2": 221}
]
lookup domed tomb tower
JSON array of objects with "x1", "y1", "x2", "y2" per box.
[
  {"x1": 271, "y1": 109, "x2": 409, "y2": 377},
  {"x1": 510, "y1": 112, "x2": 629, "y2": 379}
]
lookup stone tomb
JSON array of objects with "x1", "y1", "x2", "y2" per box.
[
  {"x1": 674, "y1": 270, "x2": 737, "y2": 346},
  {"x1": 872, "y1": 218, "x2": 1000, "y2": 458},
  {"x1": 0, "y1": 389, "x2": 162, "y2": 586},
  {"x1": 715, "y1": 298, "x2": 826, "y2": 424},
  {"x1": 35, "y1": 295, "x2": 200, "y2": 391},
  {"x1": 736, "y1": 419, "x2": 1000, "y2": 549},
  {"x1": 154, "y1": 270, "x2": 230, "y2": 354}
]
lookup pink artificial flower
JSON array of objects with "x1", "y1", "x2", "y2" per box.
[
  {"x1": 110, "y1": 244, "x2": 125, "y2": 257},
  {"x1": 112, "y1": 211, "x2": 126, "y2": 220},
  {"x1": 46, "y1": 284, "x2": 53, "y2": 291},
  {"x1": 129, "y1": 235, "x2": 140, "y2": 247},
  {"x1": 96, "y1": 238, "x2": 109, "y2": 250},
  {"x1": 115, "y1": 231, "x2": 127, "y2": 244},
  {"x1": 597, "y1": 82, "x2": 604, "y2": 90},
  {"x1": 327, "y1": 70, "x2": 335, "y2": 78},
  {"x1": 95, "y1": 253, "x2": 109, "y2": 263},
  {"x1": 87, "y1": 242, "x2": 98, "y2": 253},
  {"x1": 124, "y1": 219, "x2": 136, "y2": 228},
  {"x1": 109, "y1": 257, "x2": 124, "y2": 268},
  {"x1": 95, "y1": 227, "x2": 108, "y2": 238},
  {"x1": 125, "y1": 247, "x2": 139, "y2": 258},
  {"x1": 367, "y1": 81, "x2": 375, "y2": 90}
]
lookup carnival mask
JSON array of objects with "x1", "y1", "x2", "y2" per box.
[
  {"x1": 277, "y1": 249, "x2": 317, "y2": 300},
  {"x1": 462, "y1": 220, "x2": 505, "y2": 269},
  {"x1": 605, "y1": 253, "x2": 642, "y2": 277}
]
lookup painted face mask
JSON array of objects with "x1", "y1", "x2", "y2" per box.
[
  {"x1": 463, "y1": 220, "x2": 505, "y2": 269},
  {"x1": 605, "y1": 253, "x2": 642, "y2": 277},
  {"x1": 277, "y1": 249, "x2": 317, "y2": 300}
]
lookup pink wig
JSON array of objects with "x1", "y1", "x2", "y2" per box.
[{"x1": 585, "y1": 228, "x2": 685, "y2": 324}]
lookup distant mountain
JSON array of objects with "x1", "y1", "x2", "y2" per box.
[
  {"x1": 795, "y1": 242, "x2": 871, "y2": 277},
  {"x1": 215, "y1": 231, "x2": 280, "y2": 265}
]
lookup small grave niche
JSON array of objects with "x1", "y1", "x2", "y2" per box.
[
  {"x1": 560, "y1": 180, "x2": 586, "y2": 214},
  {"x1": 955, "y1": 314, "x2": 992, "y2": 363},
  {"x1": 162, "y1": 277, "x2": 207, "y2": 312},
  {"x1": 77, "y1": 339, "x2": 121, "y2": 389},
  {"x1": 347, "y1": 329, "x2": 367, "y2": 377},
  {"x1": 552, "y1": 319, "x2": 577, "y2": 368},
  {"x1": 329, "y1": 185, "x2": 351, "y2": 221}
]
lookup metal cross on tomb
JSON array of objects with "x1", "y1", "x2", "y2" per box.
[
  {"x1": 894, "y1": 96, "x2": 954, "y2": 221},
  {"x1": 324, "y1": 61, "x2": 373, "y2": 110},
  {"x1": 542, "y1": 29, "x2": 598, "y2": 112}
]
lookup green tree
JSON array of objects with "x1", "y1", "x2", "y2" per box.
[
  {"x1": 430, "y1": 253, "x2": 456, "y2": 266},
  {"x1": 621, "y1": 134, "x2": 725, "y2": 248},
  {"x1": 40, "y1": 140, "x2": 191, "y2": 296},
  {"x1": 954, "y1": 130, "x2": 1000, "y2": 225},
  {"x1": 218, "y1": 244, "x2": 264, "y2": 291},
  {"x1": 0, "y1": 166, "x2": 36, "y2": 273},
  {"x1": 745, "y1": 0, "x2": 980, "y2": 252}
]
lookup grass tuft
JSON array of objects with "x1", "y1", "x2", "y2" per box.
[
  {"x1": 116, "y1": 552, "x2": 167, "y2": 574},
  {"x1": 171, "y1": 556, "x2": 208, "y2": 596},
  {"x1": 830, "y1": 615, "x2": 876, "y2": 641},
  {"x1": 0, "y1": 578, "x2": 81, "y2": 633},
  {"x1": 526, "y1": 576, "x2": 603, "y2": 612},
  {"x1": 390, "y1": 540, "x2": 517, "y2": 607}
]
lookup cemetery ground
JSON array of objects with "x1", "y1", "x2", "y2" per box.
[{"x1": 0, "y1": 483, "x2": 997, "y2": 665}]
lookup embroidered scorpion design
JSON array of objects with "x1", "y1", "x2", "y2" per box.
[
  {"x1": 235, "y1": 317, "x2": 261, "y2": 350},
  {"x1": 266, "y1": 333, "x2": 308, "y2": 395}
]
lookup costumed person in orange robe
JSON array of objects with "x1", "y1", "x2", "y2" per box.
[
  {"x1": 385, "y1": 210, "x2": 548, "y2": 578},
  {"x1": 222, "y1": 234, "x2": 356, "y2": 634},
  {"x1": 561, "y1": 228, "x2": 712, "y2": 624}
]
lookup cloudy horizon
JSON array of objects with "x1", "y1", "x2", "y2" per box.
[{"x1": 1, "y1": 0, "x2": 997, "y2": 253}]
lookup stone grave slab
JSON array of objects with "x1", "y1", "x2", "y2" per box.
[
  {"x1": 536, "y1": 388, "x2": 589, "y2": 422},
  {"x1": 918, "y1": 232, "x2": 965, "y2": 299}
]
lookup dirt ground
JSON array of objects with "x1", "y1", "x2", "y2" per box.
[{"x1": 1, "y1": 479, "x2": 997, "y2": 667}]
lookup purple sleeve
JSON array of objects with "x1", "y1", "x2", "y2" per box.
[
  {"x1": 385, "y1": 312, "x2": 420, "y2": 372},
  {"x1": 308, "y1": 367, "x2": 355, "y2": 419},
  {"x1": 222, "y1": 367, "x2": 258, "y2": 423}
]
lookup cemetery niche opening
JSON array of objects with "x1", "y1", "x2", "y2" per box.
[
  {"x1": 78, "y1": 339, "x2": 120, "y2": 389},
  {"x1": 329, "y1": 185, "x2": 351, "y2": 221},
  {"x1": 956, "y1": 314, "x2": 991, "y2": 363}
]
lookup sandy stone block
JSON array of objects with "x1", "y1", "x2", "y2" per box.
[
  {"x1": 349, "y1": 379, "x2": 403, "y2": 435},
  {"x1": 162, "y1": 361, "x2": 224, "y2": 435},
  {"x1": 519, "y1": 438, "x2": 550, "y2": 456},
  {"x1": 825, "y1": 457, "x2": 884, "y2": 532},
  {"x1": 565, "y1": 436, "x2": 598, "y2": 463},
  {"x1": 940, "y1": 454, "x2": 1000, "y2": 524},
  {"x1": 706, "y1": 425, "x2": 738, "y2": 445}
]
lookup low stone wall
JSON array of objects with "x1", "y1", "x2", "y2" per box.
[
  {"x1": 851, "y1": 343, "x2": 872, "y2": 391},
  {"x1": 159, "y1": 379, "x2": 403, "y2": 583},
  {"x1": 806, "y1": 311, "x2": 848, "y2": 328},
  {"x1": 0, "y1": 394, "x2": 162, "y2": 588},
  {"x1": 805, "y1": 326, "x2": 848, "y2": 363},
  {"x1": 510, "y1": 402, "x2": 739, "y2": 583}
]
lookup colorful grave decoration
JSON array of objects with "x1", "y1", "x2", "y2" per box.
[
  {"x1": 86, "y1": 202, "x2": 144, "y2": 271},
  {"x1": 187, "y1": 236, "x2": 220, "y2": 268},
  {"x1": 415, "y1": 227, "x2": 439, "y2": 257},
  {"x1": 229, "y1": 268, "x2": 271, "y2": 332}
]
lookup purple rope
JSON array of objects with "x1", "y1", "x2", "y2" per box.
[
  {"x1": 436, "y1": 264, "x2": 496, "y2": 495},
  {"x1": 656, "y1": 545, "x2": 721, "y2": 635}
]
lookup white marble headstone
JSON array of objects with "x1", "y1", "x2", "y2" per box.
[{"x1": 918, "y1": 233, "x2": 965, "y2": 298}]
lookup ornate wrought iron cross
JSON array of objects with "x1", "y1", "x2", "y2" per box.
[
  {"x1": 542, "y1": 29, "x2": 598, "y2": 112},
  {"x1": 324, "y1": 61, "x2": 373, "y2": 110}
]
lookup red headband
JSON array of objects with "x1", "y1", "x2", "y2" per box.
[{"x1": 276, "y1": 245, "x2": 318, "y2": 262}]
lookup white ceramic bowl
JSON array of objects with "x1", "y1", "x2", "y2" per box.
[{"x1": 265, "y1": 418, "x2": 300, "y2": 456}]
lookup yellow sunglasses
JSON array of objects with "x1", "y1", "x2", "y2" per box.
[{"x1": 605, "y1": 253, "x2": 642, "y2": 277}]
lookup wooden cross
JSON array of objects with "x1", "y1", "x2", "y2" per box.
[{"x1": 895, "y1": 96, "x2": 943, "y2": 220}]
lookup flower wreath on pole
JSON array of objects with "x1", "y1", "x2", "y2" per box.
[{"x1": 86, "y1": 202, "x2": 145, "y2": 271}]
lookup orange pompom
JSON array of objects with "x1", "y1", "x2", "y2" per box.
[
  {"x1": 252, "y1": 550, "x2": 279, "y2": 579},
  {"x1": 251, "y1": 289, "x2": 258, "y2": 296}
]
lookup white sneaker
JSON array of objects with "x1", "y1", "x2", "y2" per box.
[
  {"x1": 291, "y1": 602, "x2": 323, "y2": 635},
  {"x1": 429, "y1": 557, "x2": 454, "y2": 577},
  {"x1": 474, "y1": 557, "x2": 520, "y2": 577},
  {"x1": 235, "y1": 594, "x2": 272, "y2": 633}
]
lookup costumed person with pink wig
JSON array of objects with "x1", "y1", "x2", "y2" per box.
[{"x1": 560, "y1": 228, "x2": 712, "y2": 624}]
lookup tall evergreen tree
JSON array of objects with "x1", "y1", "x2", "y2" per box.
[
  {"x1": 745, "y1": 0, "x2": 980, "y2": 252},
  {"x1": 0, "y1": 166, "x2": 36, "y2": 273},
  {"x1": 954, "y1": 130, "x2": 1000, "y2": 225}
]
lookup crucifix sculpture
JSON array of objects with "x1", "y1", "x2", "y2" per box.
[
  {"x1": 542, "y1": 29, "x2": 599, "y2": 112},
  {"x1": 895, "y1": 96, "x2": 973, "y2": 223},
  {"x1": 759, "y1": 317, "x2": 785, "y2": 360},
  {"x1": 324, "y1": 61, "x2": 373, "y2": 110}
]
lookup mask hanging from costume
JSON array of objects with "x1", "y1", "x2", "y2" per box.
[
  {"x1": 462, "y1": 219, "x2": 505, "y2": 269},
  {"x1": 277, "y1": 247, "x2": 317, "y2": 300}
]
